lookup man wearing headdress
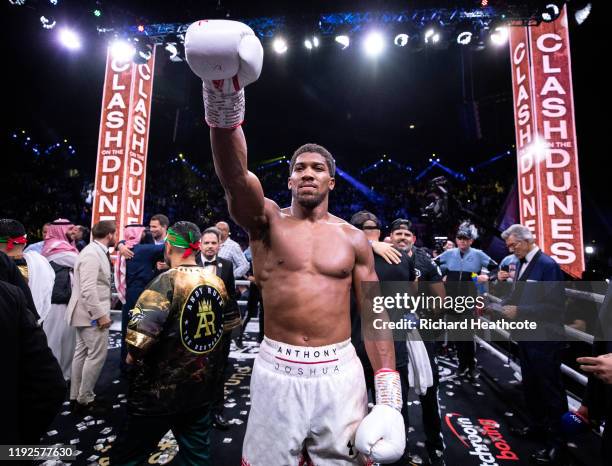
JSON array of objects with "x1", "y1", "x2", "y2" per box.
[
  {"x1": 41, "y1": 218, "x2": 79, "y2": 380},
  {"x1": 0, "y1": 218, "x2": 56, "y2": 324}
]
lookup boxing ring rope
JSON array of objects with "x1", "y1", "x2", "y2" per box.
[
  {"x1": 478, "y1": 287, "x2": 607, "y2": 388},
  {"x1": 484, "y1": 293, "x2": 598, "y2": 346}
]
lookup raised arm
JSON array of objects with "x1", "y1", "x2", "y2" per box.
[
  {"x1": 211, "y1": 128, "x2": 266, "y2": 232},
  {"x1": 184, "y1": 20, "x2": 266, "y2": 233}
]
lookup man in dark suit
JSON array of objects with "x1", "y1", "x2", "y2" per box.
[
  {"x1": 198, "y1": 226, "x2": 241, "y2": 430},
  {"x1": 500, "y1": 224, "x2": 567, "y2": 465}
]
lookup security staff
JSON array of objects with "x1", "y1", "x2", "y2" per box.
[{"x1": 435, "y1": 222, "x2": 497, "y2": 379}]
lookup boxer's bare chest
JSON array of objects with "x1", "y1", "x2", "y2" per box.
[{"x1": 252, "y1": 215, "x2": 355, "y2": 281}]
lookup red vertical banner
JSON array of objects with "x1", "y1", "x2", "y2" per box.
[
  {"x1": 92, "y1": 48, "x2": 156, "y2": 238},
  {"x1": 509, "y1": 5, "x2": 584, "y2": 278},
  {"x1": 509, "y1": 26, "x2": 541, "y2": 241},
  {"x1": 92, "y1": 50, "x2": 133, "y2": 228},
  {"x1": 529, "y1": 6, "x2": 584, "y2": 278},
  {"x1": 121, "y1": 53, "x2": 156, "y2": 227}
]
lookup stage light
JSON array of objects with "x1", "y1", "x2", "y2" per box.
[
  {"x1": 490, "y1": 26, "x2": 508, "y2": 46},
  {"x1": 585, "y1": 246, "x2": 594, "y2": 254},
  {"x1": 335, "y1": 35, "x2": 350, "y2": 49},
  {"x1": 541, "y1": 3, "x2": 561, "y2": 23},
  {"x1": 457, "y1": 31, "x2": 472, "y2": 45},
  {"x1": 363, "y1": 31, "x2": 385, "y2": 57},
  {"x1": 40, "y1": 15, "x2": 56, "y2": 30},
  {"x1": 165, "y1": 42, "x2": 184, "y2": 62},
  {"x1": 133, "y1": 39, "x2": 153, "y2": 64},
  {"x1": 137, "y1": 24, "x2": 145, "y2": 33},
  {"x1": 58, "y1": 28, "x2": 81, "y2": 50},
  {"x1": 394, "y1": 34, "x2": 409, "y2": 47},
  {"x1": 93, "y1": 9, "x2": 102, "y2": 17},
  {"x1": 165, "y1": 43, "x2": 178, "y2": 57},
  {"x1": 575, "y1": 3, "x2": 591, "y2": 25},
  {"x1": 110, "y1": 40, "x2": 135, "y2": 62},
  {"x1": 272, "y1": 37, "x2": 288, "y2": 54},
  {"x1": 424, "y1": 28, "x2": 440, "y2": 44},
  {"x1": 304, "y1": 35, "x2": 318, "y2": 50}
]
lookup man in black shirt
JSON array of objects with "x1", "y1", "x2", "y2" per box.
[
  {"x1": 349, "y1": 211, "x2": 416, "y2": 463},
  {"x1": 389, "y1": 219, "x2": 446, "y2": 465},
  {"x1": 0, "y1": 269, "x2": 65, "y2": 445}
]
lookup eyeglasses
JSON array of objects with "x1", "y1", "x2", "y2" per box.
[
  {"x1": 506, "y1": 240, "x2": 523, "y2": 250},
  {"x1": 361, "y1": 225, "x2": 380, "y2": 230}
]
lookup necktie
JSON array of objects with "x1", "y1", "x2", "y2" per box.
[{"x1": 204, "y1": 261, "x2": 216, "y2": 267}]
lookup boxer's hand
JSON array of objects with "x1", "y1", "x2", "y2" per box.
[
  {"x1": 185, "y1": 19, "x2": 263, "y2": 128},
  {"x1": 356, "y1": 369, "x2": 406, "y2": 463},
  {"x1": 355, "y1": 405, "x2": 405, "y2": 463}
]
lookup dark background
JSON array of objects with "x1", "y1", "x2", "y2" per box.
[{"x1": 1, "y1": 1, "x2": 609, "y2": 264}]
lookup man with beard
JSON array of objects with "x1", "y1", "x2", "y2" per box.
[
  {"x1": 198, "y1": 226, "x2": 241, "y2": 430},
  {"x1": 42, "y1": 218, "x2": 79, "y2": 380},
  {"x1": 110, "y1": 221, "x2": 229, "y2": 465},
  {"x1": 388, "y1": 219, "x2": 447, "y2": 465},
  {"x1": 66, "y1": 220, "x2": 117, "y2": 415},
  {"x1": 185, "y1": 20, "x2": 404, "y2": 465}
]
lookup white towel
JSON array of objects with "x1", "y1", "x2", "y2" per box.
[{"x1": 406, "y1": 330, "x2": 433, "y2": 395}]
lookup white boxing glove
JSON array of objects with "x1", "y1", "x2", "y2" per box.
[
  {"x1": 355, "y1": 369, "x2": 406, "y2": 463},
  {"x1": 185, "y1": 19, "x2": 263, "y2": 128}
]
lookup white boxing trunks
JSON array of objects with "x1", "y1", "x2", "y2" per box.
[{"x1": 242, "y1": 336, "x2": 371, "y2": 466}]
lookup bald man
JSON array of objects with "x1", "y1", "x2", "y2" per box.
[{"x1": 215, "y1": 221, "x2": 249, "y2": 278}]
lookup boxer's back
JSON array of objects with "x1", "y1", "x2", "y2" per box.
[{"x1": 250, "y1": 205, "x2": 359, "y2": 346}]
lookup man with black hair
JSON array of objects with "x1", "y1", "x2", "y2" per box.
[
  {"x1": 72, "y1": 225, "x2": 90, "y2": 251},
  {"x1": 0, "y1": 218, "x2": 55, "y2": 322},
  {"x1": 114, "y1": 224, "x2": 164, "y2": 371},
  {"x1": 186, "y1": 22, "x2": 404, "y2": 464},
  {"x1": 198, "y1": 226, "x2": 241, "y2": 430},
  {"x1": 349, "y1": 211, "x2": 417, "y2": 464},
  {"x1": 110, "y1": 221, "x2": 230, "y2": 465},
  {"x1": 388, "y1": 218, "x2": 447, "y2": 465},
  {"x1": 24, "y1": 222, "x2": 51, "y2": 255},
  {"x1": 149, "y1": 214, "x2": 169, "y2": 245}
]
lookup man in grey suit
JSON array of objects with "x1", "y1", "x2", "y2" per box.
[{"x1": 66, "y1": 220, "x2": 117, "y2": 415}]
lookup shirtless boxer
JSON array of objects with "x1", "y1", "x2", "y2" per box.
[{"x1": 185, "y1": 19, "x2": 405, "y2": 466}]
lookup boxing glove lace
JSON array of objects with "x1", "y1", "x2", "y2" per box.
[{"x1": 355, "y1": 368, "x2": 406, "y2": 463}]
